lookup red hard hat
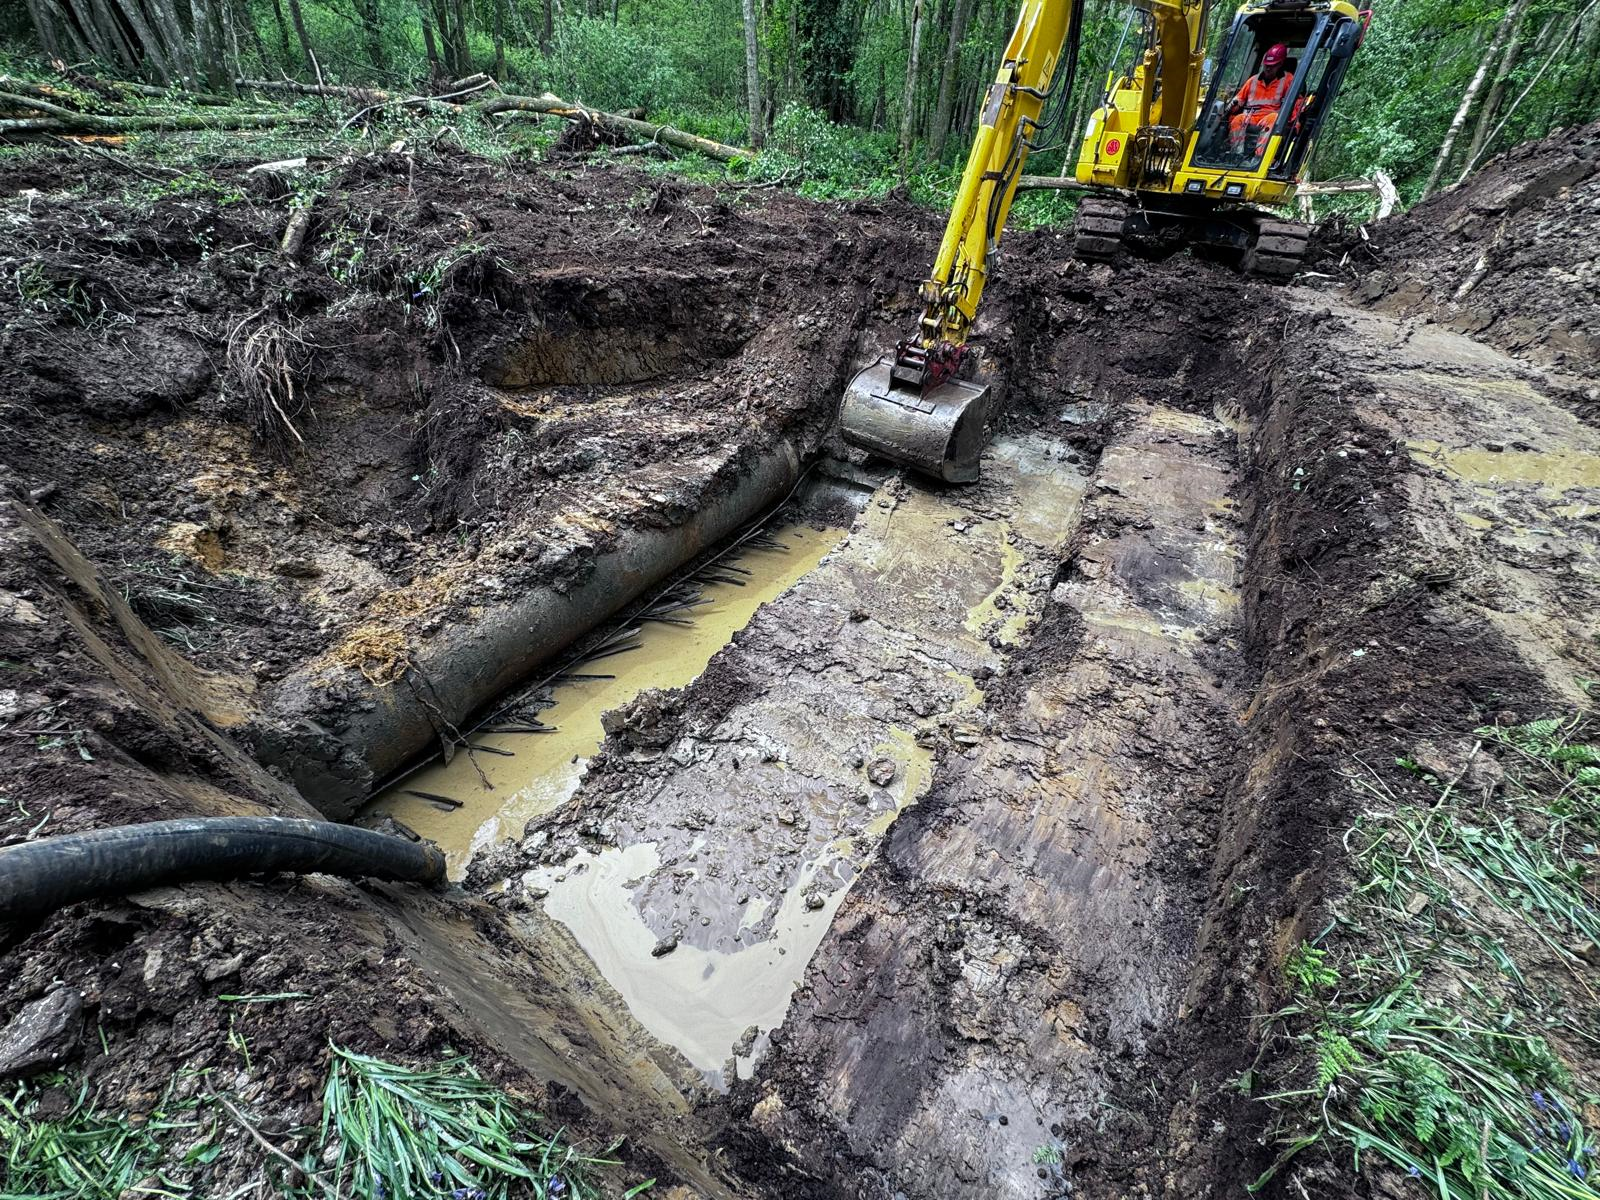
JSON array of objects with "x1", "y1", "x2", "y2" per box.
[{"x1": 1263, "y1": 43, "x2": 1289, "y2": 68}]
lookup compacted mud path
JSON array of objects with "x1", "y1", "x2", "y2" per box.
[{"x1": 2, "y1": 125, "x2": 1597, "y2": 1198}]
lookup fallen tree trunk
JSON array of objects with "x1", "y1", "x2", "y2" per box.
[
  {"x1": 1292, "y1": 171, "x2": 1399, "y2": 219},
  {"x1": 473, "y1": 91, "x2": 749, "y2": 163},
  {"x1": 1014, "y1": 174, "x2": 1092, "y2": 191},
  {"x1": 6, "y1": 73, "x2": 749, "y2": 164},
  {"x1": 0, "y1": 97, "x2": 311, "y2": 135},
  {"x1": 237, "y1": 77, "x2": 397, "y2": 100}
]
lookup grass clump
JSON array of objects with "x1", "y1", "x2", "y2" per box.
[
  {"x1": 1252, "y1": 716, "x2": 1600, "y2": 1199},
  {"x1": 0, "y1": 1047, "x2": 645, "y2": 1200},
  {"x1": 0, "y1": 1076, "x2": 177, "y2": 1199},
  {"x1": 310, "y1": 1046, "x2": 628, "y2": 1200}
]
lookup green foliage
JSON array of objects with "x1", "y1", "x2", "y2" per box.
[
  {"x1": 0, "y1": 1076, "x2": 169, "y2": 1200},
  {"x1": 1286, "y1": 941, "x2": 1339, "y2": 996},
  {"x1": 314, "y1": 1045, "x2": 617, "y2": 1200},
  {"x1": 1254, "y1": 714, "x2": 1600, "y2": 1199},
  {"x1": 1315, "y1": 1027, "x2": 1361, "y2": 1089},
  {"x1": 9, "y1": 263, "x2": 118, "y2": 329},
  {"x1": 538, "y1": 15, "x2": 688, "y2": 113},
  {"x1": 753, "y1": 103, "x2": 896, "y2": 196},
  {"x1": 0, "y1": 1048, "x2": 646, "y2": 1199}
]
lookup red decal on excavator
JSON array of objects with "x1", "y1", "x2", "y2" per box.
[{"x1": 1106, "y1": 138, "x2": 1122, "y2": 155}]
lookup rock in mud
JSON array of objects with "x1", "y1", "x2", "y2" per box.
[
  {"x1": 0, "y1": 987, "x2": 84, "y2": 1081},
  {"x1": 651, "y1": 933, "x2": 680, "y2": 958},
  {"x1": 866, "y1": 757, "x2": 897, "y2": 786}
]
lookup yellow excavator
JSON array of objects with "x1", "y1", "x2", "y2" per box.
[{"x1": 840, "y1": 0, "x2": 1369, "y2": 482}]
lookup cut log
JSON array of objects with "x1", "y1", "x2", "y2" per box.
[
  {"x1": 0, "y1": 103, "x2": 310, "y2": 136},
  {"x1": 1013, "y1": 175, "x2": 1093, "y2": 191},
  {"x1": 471, "y1": 92, "x2": 750, "y2": 163}
]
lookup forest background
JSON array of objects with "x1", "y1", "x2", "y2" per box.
[{"x1": 5, "y1": 0, "x2": 1600, "y2": 212}]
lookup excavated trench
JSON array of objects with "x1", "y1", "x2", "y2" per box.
[{"x1": 297, "y1": 255, "x2": 1281, "y2": 1196}]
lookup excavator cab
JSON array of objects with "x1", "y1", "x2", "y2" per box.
[
  {"x1": 1192, "y1": 7, "x2": 1365, "y2": 178},
  {"x1": 1075, "y1": 0, "x2": 1367, "y2": 277}
]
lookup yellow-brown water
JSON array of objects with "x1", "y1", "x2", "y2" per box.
[
  {"x1": 365, "y1": 524, "x2": 846, "y2": 877},
  {"x1": 1407, "y1": 439, "x2": 1600, "y2": 496}
]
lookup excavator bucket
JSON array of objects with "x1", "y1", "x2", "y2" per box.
[{"x1": 839, "y1": 355, "x2": 995, "y2": 484}]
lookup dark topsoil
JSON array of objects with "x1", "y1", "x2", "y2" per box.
[
  {"x1": 1347, "y1": 118, "x2": 1600, "y2": 383},
  {"x1": 2, "y1": 125, "x2": 1597, "y2": 1199}
]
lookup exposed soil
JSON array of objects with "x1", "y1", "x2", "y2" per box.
[{"x1": 3, "y1": 124, "x2": 1598, "y2": 1200}]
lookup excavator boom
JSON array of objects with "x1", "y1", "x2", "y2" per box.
[{"x1": 840, "y1": 0, "x2": 1082, "y2": 483}]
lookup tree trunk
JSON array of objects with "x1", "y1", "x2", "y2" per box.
[
  {"x1": 1568, "y1": 10, "x2": 1600, "y2": 125},
  {"x1": 741, "y1": 0, "x2": 764, "y2": 147},
  {"x1": 449, "y1": 0, "x2": 470, "y2": 77},
  {"x1": 24, "y1": 0, "x2": 63, "y2": 59},
  {"x1": 481, "y1": 91, "x2": 752, "y2": 161},
  {"x1": 1457, "y1": 0, "x2": 1600, "y2": 180},
  {"x1": 1463, "y1": 0, "x2": 1531, "y2": 170},
  {"x1": 784, "y1": 0, "x2": 797, "y2": 105},
  {"x1": 220, "y1": 0, "x2": 244, "y2": 90},
  {"x1": 89, "y1": 0, "x2": 142, "y2": 71},
  {"x1": 898, "y1": 0, "x2": 927, "y2": 178},
  {"x1": 355, "y1": 0, "x2": 385, "y2": 71},
  {"x1": 541, "y1": 0, "x2": 553, "y2": 51},
  {"x1": 1421, "y1": 0, "x2": 1531, "y2": 199},
  {"x1": 118, "y1": 0, "x2": 177, "y2": 82},
  {"x1": 284, "y1": 0, "x2": 323, "y2": 85},
  {"x1": 927, "y1": 0, "x2": 973, "y2": 160},
  {"x1": 243, "y1": 0, "x2": 270, "y2": 75},
  {"x1": 268, "y1": 0, "x2": 292, "y2": 62},
  {"x1": 492, "y1": 0, "x2": 507, "y2": 78},
  {"x1": 189, "y1": 0, "x2": 221, "y2": 90},
  {"x1": 60, "y1": 0, "x2": 115, "y2": 65},
  {"x1": 418, "y1": 1, "x2": 443, "y2": 80}
]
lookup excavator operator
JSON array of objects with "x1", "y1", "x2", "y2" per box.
[{"x1": 1226, "y1": 42, "x2": 1292, "y2": 157}]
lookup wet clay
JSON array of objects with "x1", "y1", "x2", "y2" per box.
[{"x1": 507, "y1": 433, "x2": 1090, "y2": 1087}]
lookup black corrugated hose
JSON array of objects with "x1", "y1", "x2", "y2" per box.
[{"x1": 0, "y1": 817, "x2": 446, "y2": 921}]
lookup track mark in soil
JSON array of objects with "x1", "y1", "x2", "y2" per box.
[
  {"x1": 365, "y1": 523, "x2": 845, "y2": 877},
  {"x1": 508, "y1": 434, "x2": 1089, "y2": 1087},
  {"x1": 744, "y1": 404, "x2": 1247, "y2": 1198}
]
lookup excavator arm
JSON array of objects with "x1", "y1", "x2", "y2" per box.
[
  {"x1": 840, "y1": 0, "x2": 1214, "y2": 483},
  {"x1": 918, "y1": 0, "x2": 1083, "y2": 355},
  {"x1": 840, "y1": 0, "x2": 1085, "y2": 483}
]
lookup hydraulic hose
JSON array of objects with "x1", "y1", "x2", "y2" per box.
[{"x1": 0, "y1": 817, "x2": 446, "y2": 922}]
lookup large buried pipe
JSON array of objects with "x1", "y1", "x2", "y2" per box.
[
  {"x1": 0, "y1": 818, "x2": 446, "y2": 922},
  {"x1": 253, "y1": 442, "x2": 802, "y2": 819}
]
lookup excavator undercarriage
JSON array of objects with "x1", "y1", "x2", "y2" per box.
[{"x1": 1073, "y1": 196, "x2": 1314, "y2": 280}]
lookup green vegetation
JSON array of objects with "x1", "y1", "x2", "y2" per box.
[
  {"x1": 1253, "y1": 717, "x2": 1600, "y2": 1198},
  {"x1": 0, "y1": 1046, "x2": 644, "y2": 1199},
  {"x1": 317, "y1": 1045, "x2": 627, "y2": 1200},
  {"x1": 7, "y1": 0, "x2": 1598, "y2": 211},
  {"x1": 1, "y1": 1076, "x2": 188, "y2": 1199}
]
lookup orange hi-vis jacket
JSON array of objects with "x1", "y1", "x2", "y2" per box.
[{"x1": 1233, "y1": 72, "x2": 1292, "y2": 129}]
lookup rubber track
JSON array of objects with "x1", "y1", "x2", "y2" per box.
[
  {"x1": 1074, "y1": 198, "x2": 1129, "y2": 260},
  {"x1": 1243, "y1": 217, "x2": 1310, "y2": 280}
]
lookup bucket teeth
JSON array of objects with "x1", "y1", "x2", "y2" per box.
[{"x1": 839, "y1": 356, "x2": 994, "y2": 483}]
